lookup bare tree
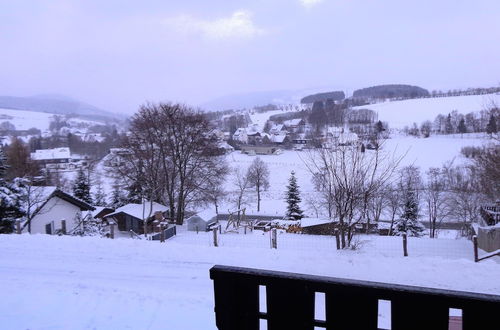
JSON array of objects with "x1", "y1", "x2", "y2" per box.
[
  {"x1": 246, "y1": 157, "x2": 270, "y2": 212},
  {"x1": 304, "y1": 143, "x2": 403, "y2": 248},
  {"x1": 116, "y1": 103, "x2": 227, "y2": 225},
  {"x1": 424, "y1": 167, "x2": 449, "y2": 238},
  {"x1": 385, "y1": 185, "x2": 400, "y2": 235},
  {"x1": 232, "y1": 167, "x2": 250, "y2": 214}
]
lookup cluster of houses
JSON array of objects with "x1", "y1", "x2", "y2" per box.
[{"x1": 30, "y1": 147, "x2": 90, "y2": 172}]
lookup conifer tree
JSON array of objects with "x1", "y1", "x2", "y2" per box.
[
  {"x1": 486, "y1": 114, "x2": 498, "y2": 134},
  {"x1": 73, "y1": 168, "x2": 92, "y2": 204},
  {"x1": 0, "y1": 147, "x2": 7, "y2": 180},
  {"x1": 457, "y1": 118, "x2": 467, "y2": 134},
  {"x1": 285, "y1": 171, "x2": 304, "y2": 220},
  {"x1": 93, "y1": 177, "x2": 107, "y2": 207},
  {"x1": 393, "y1": 190, "x2": 424, "y2": 237},
  {"x1": 110, "y1": 178, "x2": 127, "y2": 208}
]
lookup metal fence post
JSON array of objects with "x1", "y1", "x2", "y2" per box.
[
  {"x1": 213, "y1": 227, "x2": 219, "y2": 247},
  {"x1": 473, "y1": 235, "x2": 479, "y2": 262},
  {"x1": 403, "y1": 233, "x2": 408, "y2": 257}
]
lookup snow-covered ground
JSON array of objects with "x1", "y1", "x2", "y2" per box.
[
  {"x1": 0, "y1": 232, "x2": 498, "y2": 329},
  {"x1": 221, "y1": 133, "x2": 488, "y2": 216},
  {"x1": 0, "y1": 108, "x2": 55, "y2": 131},
  {"x1": 354, "y1": 93, "x2": 500, "y2": 128}
]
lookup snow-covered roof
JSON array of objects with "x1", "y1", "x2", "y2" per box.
[
  {"x1": 233, "y1": 128, "x2": 246, "y2": 136},
  {"x1": 31, "y1": 147, "x2": 71, "y2": 161},
  {"x1": 271, "y1": 134, "x2": 287, "y2": 143},
  {"x1": 105, "y1": 202, "x2": 169, "y2": 220},
  {"x1": 191, "y1": 209, "x2": 218, "y2": 222},
  {"x1": 300, "y1": 218, "x2": 333, "y2": 228},
  {"x1": 284, "y1": 119, "x2": 303, "y2": 126}
]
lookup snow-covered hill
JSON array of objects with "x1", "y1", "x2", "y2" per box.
[
  {"x1": 354, "y1": 93, "x2": 500, "y2": 128},
  {"x1": 0, "y1": 108, "x2": 55, "y2": 131}
]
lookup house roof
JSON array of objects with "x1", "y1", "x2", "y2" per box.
[
  {"x1": 31, "y1": 147, "x2": 71, "y2": 161},
  {"x1": 284, "y1": 119, "x2": 303, "y2": 126},
  {"x1": 189, "y1": 209, "x2": 218, "y2": 222},
  {"x1": 300, "y1": 218, "x2": 334, "y2": 228},
  {"x1": 270, "y1": 134, "x2": 287, "y2": 143},
  {"x1": 104, "y1": 202, "x2": 169, "y2": 220}
]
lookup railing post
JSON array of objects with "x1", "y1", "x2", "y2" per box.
[
  {"x1": 403, "y1": 233, "x2": 408, "y2": 257},
  {"x1": 271, "y1": 228, "x2": 277, "y2": 249},
  {"x1": 160, "y1": 225, "x2": 165, "y2": 243},
  {"x1": 213, "y1": 227, "x2": 219, "y2": 247},
  {"x1": 61, "y1": 220, "x2": 66, "y2": 235},
  {"x1": 110, "y1": 223, "x2": 115, "y2": 239},
  {"x1": 473, "y1": 235, "x2": 479, "y2": 262},
  {"x1": 16, "y1": 220, "x2": 21, "y2": 234},
  {"x1": 335, "y1": 229, "x2": 340, "y2": 250}
]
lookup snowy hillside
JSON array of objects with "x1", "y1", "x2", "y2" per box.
[
  {"x1": 0, "y1": 108, "x2": 55, "y2": 131},
  {"x1": 354, "y1": 93, "x2": 500, "y2": 128},
  {"x1": 0, "y1": 233, "x2": 498, "y2": 329}
]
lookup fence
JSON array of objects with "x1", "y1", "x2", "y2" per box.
[
  {"x1": 171, "y1": 223, "x2": 476, "y2": 261},
  {"x1": 210, "y1": 265, "x2": 500, "y2": 330}
]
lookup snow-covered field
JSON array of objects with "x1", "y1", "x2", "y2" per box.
[
  {"x1": 221, "y1": 133, "x2": 488, "y2": 216},
  {"x1": 0, "y1": 108, "x2": 55, "y2": 131},
  {"x1": 0, "y1": 232, "x2": 498, "y2": 330},
  {"x1": 354, "y1": 93, "x2": 500, "y2": 128}
]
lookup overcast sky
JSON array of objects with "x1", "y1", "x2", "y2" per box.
[{"x1": 1, "y1": 0, "x2": 499, "y2": 114}]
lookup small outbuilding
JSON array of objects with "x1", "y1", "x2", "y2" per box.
[{"x1": 186, "y1": 209, "x2": 218, "y2": 232}]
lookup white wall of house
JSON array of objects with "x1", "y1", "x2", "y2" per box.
[{"x1": 28, "y1": 197, "x2": 84, "y2": 234}]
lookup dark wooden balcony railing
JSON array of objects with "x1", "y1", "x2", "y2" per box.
[{"x1": 210, "y1": 265, "x2": 500, "y2": 330}]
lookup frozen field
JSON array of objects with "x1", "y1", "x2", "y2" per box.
[
  {"x1": 354, "y1": 93, "x2": 500, "y2": 128},
  {"x1": 0, "y1": 232, "x2": 498, "y2": 330}
]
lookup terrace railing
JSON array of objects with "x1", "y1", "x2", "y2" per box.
[{"x1": 210, "y1": 265, "x2": 500, "y2": 330}]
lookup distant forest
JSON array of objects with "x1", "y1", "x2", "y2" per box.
[
  {"x1": 300, "y1": 91, "x2": 345, "y2": 104},
  {"x1": 353, "y1": 84, "x2": 430, "y2": 99}
]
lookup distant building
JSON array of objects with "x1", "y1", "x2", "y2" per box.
[
  {"x1": 103, "y1": 202, "x2": 169, "y2": 234},
  {"x1": 232, "y1": 128, "x2": 248, "y2": 144}
]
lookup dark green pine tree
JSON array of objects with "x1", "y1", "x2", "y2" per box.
[
  {"x1": 392, "y1": 190, "x2": 424, "y2": 237},
  {"x1": 444, "y1": 114, "x2": 454, "y2": 134},
  {"x1": 73, "y1": 168, "x2": 92, "y2": 204},
  {"x1": 486, "y1": 114, "x2": 498, "y2": 134},
  {"x1": 457, "y1": 118, "x2": 467, "y2": 134},
  {"x1": 285, "y1": 171, "x2": 304, "y2": 220},
  {"x1": 110, "y1": 178, "x2": 127, "y2": 208}
]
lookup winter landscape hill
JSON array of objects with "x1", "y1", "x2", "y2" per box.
[{"x1": 0, "y1": 95, "x2": 123, "y2": 122}]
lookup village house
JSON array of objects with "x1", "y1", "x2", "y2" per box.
[
  {"x1": 103, "y1": 202, "x2": 169, "y2": 235},
  {"x1": 186, "y1": 209, "x2": 218, "y2": 232},
  {"x1": 232, "y1": 128, "x2": 248, "y2": 144},
  {"x1": 283, "y1": 118, "x2": 306, "y2": 133},
  {"x1": 22, "y1": 187, "x2": 95, "y2": 235},
  {"x1": 31, "y1": 147, "x2": 85, "y2": 171}
]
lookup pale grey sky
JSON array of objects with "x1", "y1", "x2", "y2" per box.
[{"x1": 1, "y1": 0, "x2": 499, "y2": 113}]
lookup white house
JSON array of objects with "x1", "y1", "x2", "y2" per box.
[
  {"x1": 232, "y1": 128, "x2": 248, "y2": 143},
  {"x1": 23, "y1": 188, "x2": 94, "y2": 234}
]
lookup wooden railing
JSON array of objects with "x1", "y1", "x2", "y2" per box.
[{"x1": 210, "y1": 265, "x2": 500, "y2": 330}]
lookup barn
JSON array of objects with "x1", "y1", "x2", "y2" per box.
[
  {"x1": 186, "y1": 209, "x2": 218, "y2": 232},
  {"x1": 103, "y1": 202, "x2": 169, "y2": 235}
]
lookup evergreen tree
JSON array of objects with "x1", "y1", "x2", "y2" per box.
[
  {"x1": 444, "y1": 114, "x2": 454, "y2": 134},
  {"x1": 486, "y1": 114, "x2": 498, "y2": 134},
  {"x1": 73, "y1": 168, "x2": 92, "y2": 204},
  {"x1": 110, "y1": 178, "x2": 127, "y2": 208},
  {"x1": 375, "y1": 120, "x2": 384, "y2": 134},
  {"x1": 0, "y1": 147, "x2": 8, "y2": 180},
  {"x1": 285, "y1": 171, "x2": 304, "y2": 220},
  {"x1": 126, "y1": 178, "x2": 143, "y2": 204},
  {"x1": 457, "y1": 118, "x2": 467, "y2": 134},
  {"x1": 0, "y1": 178, "x2": 26, "y2": 233},
  {"x1": 392, "y1": 190, "x2": 425, "y2": 237},
  {"x1": 93, "y1": 177, "x2": 107, "y2": 207}
]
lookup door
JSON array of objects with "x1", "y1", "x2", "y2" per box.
[{"x1": 45, "y1": 223, "x2": 52, "y2": 235}]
